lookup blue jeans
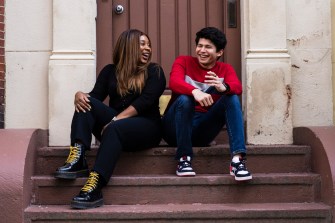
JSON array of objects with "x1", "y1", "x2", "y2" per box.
[{"x1": 162, "y1": 94, "x2": 246, "y2": 160}]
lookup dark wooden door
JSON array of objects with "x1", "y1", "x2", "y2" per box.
[{"x1": 96, "y1": 0, "x2": 241, "y2": 87}]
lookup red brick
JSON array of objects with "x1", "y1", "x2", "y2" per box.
[
  {"x1": 0, "y1": 64, "x2": 5, "y2": 72},
  {"x1": 0, "y1": 2, "x2": 3, "y2": 127}
]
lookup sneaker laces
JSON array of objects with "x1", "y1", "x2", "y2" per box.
[
  {"x1": 236, "y1": 159, "x2": 248, "y2": 171},
  {"x1": 178, "y1": 156, "x2": 192, "y2": 169},
  {"x1": 181, "y1": 161, "x2": 191, "y2": 167},
  {"x1": 65, "y1": 146, "x2": 81, "y2": 164},
  {"x1": 179, "y1": 156, "x2": 191, "y2": 166},
  {"x1": 81, "y1": 172, "x2": 99, "y2": 193}
]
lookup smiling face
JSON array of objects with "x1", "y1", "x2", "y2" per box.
[
  {"x1": 139, "y1": 35, "x2": 152, "y2": 64},
  {"x1": 195, "y1": 38, "x2": 223, "y2": 69}
]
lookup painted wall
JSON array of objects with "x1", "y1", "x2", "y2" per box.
[
  {"x1": 4, "y1": 0, "x2": 96, "y2": 147},
  {"x1": 48, "y1": 0, "x2": 96, "y2": 145},
  {"x1": 5, "y1": 0, "x2": 52, "y2": 129},
  {"x1": 242, "y1": 0, "x2": 292, "y2": 144},
  {"x1": 287, "y1": 0, "x2": 333, "y2": 126}
]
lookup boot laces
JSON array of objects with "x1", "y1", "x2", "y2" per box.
[
  {"x1": 81, "y1": 172, "x2": 99, "y2": 193},
  {"x1": 65, "y1": 146, "x2": 80, "y2": 164}
]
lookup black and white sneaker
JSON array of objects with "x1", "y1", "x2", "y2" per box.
[
  {"x1": 176, "y1": 156, "x2": 196, "y2": 177},
  {"x1": 230, "y1": 157, "x2": 252, "y2": 181}
]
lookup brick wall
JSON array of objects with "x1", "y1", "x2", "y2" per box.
[{"x1": 0, "y1": 0, "x2": 4, "y2": 128}]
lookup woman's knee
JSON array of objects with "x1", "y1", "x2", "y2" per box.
[
  {"x1": 103, "y1": 122, "x2": 118, "y2": 135},
  {"x1": 87, "y1": 96, "x2": 101, "y2": 107}
]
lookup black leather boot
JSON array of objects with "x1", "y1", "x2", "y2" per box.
[
  {"x1": 71, "y1": 171, "x2": 104, "y2": 209},
  {"x1": 54, "y1": 143, "x2": 89, "y2": 179}
]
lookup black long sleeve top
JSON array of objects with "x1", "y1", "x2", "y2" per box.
[{"x1": 89, "y1": 63, "x2": 166, "y2": 121}]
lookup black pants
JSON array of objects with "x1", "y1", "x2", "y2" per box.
[{"x1": 70, "y1": 97, "x2": 162, "y2": 183}]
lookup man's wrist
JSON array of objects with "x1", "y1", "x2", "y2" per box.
[
  {"x1": 192, "y1": 88, "x2": 201, "y2": 95},
  {"x1": 223, "y1": 83, "x2": 230, "y2": 92},
  {"x1": 219, "y1": 83, "x2": 227, "y2": 92},
  {"x1": 224, "y1": 83, "x2": 229, "y2": 91},
  {"x1": 217, "y1": 83, "x2": 230, "y2": 94}
]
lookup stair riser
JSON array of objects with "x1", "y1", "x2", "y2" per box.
[
  {"x1": 32, "y1": 183, "x2": 319, "y2": 205},
  {"x1": 23, "y1": 202, "x2": 332, "y2": 223},
  {"x1": 24, "y1": 217, "x2": 331, "y2": 223},
  {"x1": 35, "y1": 154, "x2": 310, "y2": 175}
]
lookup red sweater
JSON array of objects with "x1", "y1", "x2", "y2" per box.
[{"x1": 167, "y1": 56, "x2": 242, "y2": 113}]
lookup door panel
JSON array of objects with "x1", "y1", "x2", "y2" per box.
[{"x1": 96, "y1": 0, "x2": 241, "y2": 88}]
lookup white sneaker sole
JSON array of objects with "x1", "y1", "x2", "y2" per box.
[
  {"x1": 234, "y1": 175, "x2": 252, "y2": 181},
  {"x1": 176, "y1": 171, "x2": 196, "y2": 177},
  {"x1": 230, "y1": 171, "x2": 252, "y2": 181}
]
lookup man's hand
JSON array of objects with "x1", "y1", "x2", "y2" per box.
[
  {"x1": 74, "y1": 91, "x2": 91, "y2": 113},
  {"x1": 205, "y1": 71, "x2": 226, "y2": 92},
  {"x1": 192, "y1": 89, "x2": 214, "y2": 107}
]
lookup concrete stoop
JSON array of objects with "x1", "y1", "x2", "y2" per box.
[
  {"x1": 24, "y1": 141, "x2": 332, "y2": 222},
  {"x1": 2, "y1": 127, "x2": 334, "y2": 222}
]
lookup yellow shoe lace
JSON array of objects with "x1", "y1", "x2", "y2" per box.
[
  {"x1": 65, "y1": 146, "x2": 80, "y2": 164},
  {"x1": 81, "y1": 172, "x2": 99, "y2": 193}
]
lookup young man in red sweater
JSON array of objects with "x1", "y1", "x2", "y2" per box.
[{"x1": 162, "y1": 27, "x2": 252, "y2": 181}]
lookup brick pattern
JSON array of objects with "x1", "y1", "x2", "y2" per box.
[{"x1": 0, "y1": 0, "x2": 4, "y2": 128}]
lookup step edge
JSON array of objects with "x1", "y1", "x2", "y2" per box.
[
  {"x1": 31, "y1": 173, "x2": 320, "y2": 186},
  {"x1": 24, "y1": 203, "x2": 331, "y2": 220},
  {"x1": 37, "y1": 145, "x2": 311, "y2": 157}
]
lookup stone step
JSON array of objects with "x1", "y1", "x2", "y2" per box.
[
  {"x1": 31, "y1": 173, "x2": 320, "y2": 205},
  {"x1": 24, "y1": 203, "x2": 332, "y2": 223},
  {"x1": 35, "y1": 145, "x2": 311, "y2": 175}
]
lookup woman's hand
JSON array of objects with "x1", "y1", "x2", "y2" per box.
[
  {"x1": 74, "y1": 91, "x2": 91, "y2": 113},
  {"x1": 204, "y1": 71, "x2": 227, "y2": 92}
]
